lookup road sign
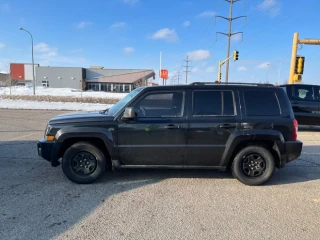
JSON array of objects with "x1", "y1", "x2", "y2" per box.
[{"x1": 160, "y1": 69, "x2": 168, "y2": 79}]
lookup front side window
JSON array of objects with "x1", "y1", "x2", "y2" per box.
[
  {"x1": 193, "y1": 90, "x2": 235, "y2": 116},
  {"x1": 134, "y1": 92, "x2": 184, "y2": 118},
  {"x1": 292, "y1": 85, "x2": 314, "y2": 101},
  {"x1": 107, "y1": 87, "x2": 144, "y2": 115},
  {"x1": 244, "y1": 91, "x2": 280, "y2": 116}
]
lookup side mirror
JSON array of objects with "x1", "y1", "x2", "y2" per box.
[{"x1": 122, "y1": 107, "x2": 136, "y2": 120}]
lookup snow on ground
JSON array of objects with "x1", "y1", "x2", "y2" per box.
[
  {"x1": 0, "y1": 86, "x2": 124, "y2": 110},
  {"x1": 0, "y1": 99, "x2": 112, "y2": 111},
  {"x1": 0, "y1": 85, "x2": 128, "y2": 99}
]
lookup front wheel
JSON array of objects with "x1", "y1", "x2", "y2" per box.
[
  {"x1": 232, "y1": 145, "x2": 275, "y2": 186},
  {"x1": 62, "y1": 142, "x2": 106, "y2": 184}
]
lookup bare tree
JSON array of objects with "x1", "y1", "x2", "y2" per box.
[
  {"x1": 81, "y1": 80, "x2": 87, "y2": 91},
  {"x1": 0, "y1": 62, "x2": 12, "y2": 94}
]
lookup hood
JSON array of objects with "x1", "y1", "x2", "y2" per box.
[{"x1": 49, "y1": 111, "x2": 114, "y2": 124}]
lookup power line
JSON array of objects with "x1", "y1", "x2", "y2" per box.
[
  {"x1": 196, "y1": 17, "x2": 216, "y2": 47},
  {"x1": 168, "y1": 59, "x2": 184, "y2": 83},
  {"x1": 175, "y1": 71, "x2": 182, "y2": 85},
  {"x1": 234, "y1": 0, "x2": 320, "y2": 50}
]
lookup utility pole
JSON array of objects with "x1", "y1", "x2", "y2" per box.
[
  {"x1": 171, "y1": 76, "x2": 176, "y2": 85},
  {"x1": 183, "y1": 56, "x2": 191, "y2": 84},
  {"x1": 216, "y1": 0, "x2": 246, "y2": 83},
  {"x1": 177, "y1": 71, "x2": 181, "y2": 85}
]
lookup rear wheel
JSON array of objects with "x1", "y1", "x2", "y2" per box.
[
  {"x1": 231, "y1": 145, "x2": 275, "y2": 186},
  {"x1": 62, "y1": 142, "x2": 106, "y2": 184}
]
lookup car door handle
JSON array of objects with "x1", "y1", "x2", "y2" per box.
[
  {"x1": 165, "y1": 124, "x2": 181, "y2": 129},
  {"x1": 218, "y1": 124, "x2": 236, "y2": 129}
]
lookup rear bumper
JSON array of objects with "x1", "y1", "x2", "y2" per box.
[
  {"x1": 37, "y1": 138, "x2": 61, "y2": 167},
  {"x1": 284, "y1": 140, "x2": 303, "y2": 163}
]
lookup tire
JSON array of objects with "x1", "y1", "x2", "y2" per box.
[
  {"x1": 62, "y1": 142, "x2": 106, "y2": 184},
  {"x1": 231, "y1": 145, "x2": 275, "y2": 186}
]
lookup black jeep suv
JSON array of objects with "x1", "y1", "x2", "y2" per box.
[{"x1": 37, "y1": 82, "x2": 302, "y2": 186}]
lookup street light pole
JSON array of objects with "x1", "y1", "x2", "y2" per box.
[
  {"x1": 266, "y1": 63, "x2": 270, "y2": 83},
  {"x1": 160, "y1": 51, "x2": 162, "y2": 85},
  {"x1": 277, "y1": 61, "x2": 282, "y2": 86},
  {"x1": 20, "y1": 27, "x2": 35, "y2": 95}
]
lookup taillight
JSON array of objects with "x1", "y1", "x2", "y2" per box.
[{"x1": 293, "y1": 119, "x2": 298, "y2": 141}]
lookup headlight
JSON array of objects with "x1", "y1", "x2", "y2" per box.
[
  {"x1": 44, "y1": 124, "x2": 55, "y2": 141},
  {"x1": 45, "y1": 124, "x2": 53, "y2": 136}
]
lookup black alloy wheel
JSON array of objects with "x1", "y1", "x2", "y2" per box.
[
  {"x1": 71, "y1": 151, "x2": 97, "y2": 176},
  {"x1": 242, "y1": 153, "x2": 266, "y2": 178}
]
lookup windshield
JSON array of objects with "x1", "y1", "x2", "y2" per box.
[{"x1": 106, "y1": 87, "x2": 144, "y2": 116}]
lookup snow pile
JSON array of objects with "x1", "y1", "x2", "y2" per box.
[
  {"x1": 0, "y1": 99, "x2": 112, "y2": 111},
  {"x1": 0, "y1": 86, "x2": 128, "y2": 99},
  {"x1": 0, "y1": 86, "x2": 127, "y2": 111}
]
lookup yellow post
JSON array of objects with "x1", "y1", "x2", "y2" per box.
[
  {"x1": 299, "y1": 39, "x2": 320, "y2": 45},
  {"x1": 218, "y1": 60, "x2": 221, "y2": 83},
  {"x1": 288, "y1": 33, "x2": 299, "y2": 84}
]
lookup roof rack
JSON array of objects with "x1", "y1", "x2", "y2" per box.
[{"x1": 190, "y1": 81, "x2": 274, "y2": 87}]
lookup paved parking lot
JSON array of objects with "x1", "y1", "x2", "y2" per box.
[{"x1": 0, "y1": 109, "x2": 319, "y2": 240}]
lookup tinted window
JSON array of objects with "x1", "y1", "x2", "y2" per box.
[
  {"x1": 134, "y1": 92, "x2": 183, "y2": 117},
  {"x1": 193, "y1": 91, "x2": 235, "y2": 116},
  {"x1": 107, "y1": 87, "x2": 143, "y2": 115},
  {"x1": 223, "y1": 91, "x2": 235, "y2": 115},
  {"x1": 314, "y1": 86, "x2": 320, "y2": 101},
  {"x1": 292, "y1": 85, "x2": 314, "y2": 101},
  {"x1": 244, "y1": 91, "x2": 280, "y2": 116}
]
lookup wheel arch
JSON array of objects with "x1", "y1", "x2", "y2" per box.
[
  {"x1": 58, "y1": 137, "x2": 112, "y2": 170},
  {"x1": 221, "y1": 130, "x2": 285, "y2": 170},
  {"x1": 54, "y1": 127, "x2": 116, "y2": 170}
]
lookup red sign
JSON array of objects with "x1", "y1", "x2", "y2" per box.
[{"x1": 160, "y1": 69, "x2": 168, "y2": 79}]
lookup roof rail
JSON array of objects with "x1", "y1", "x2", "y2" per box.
[{"x1": 190, "y1": 81, "x2": 274, "y2": 87}]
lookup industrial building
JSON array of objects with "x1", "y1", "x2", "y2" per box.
[
  {"x1": 86, "y1": 69, "x2": 156, "y2": 92},
  {"x1": 10, "y1": 63, "x2": 39, "y2": 85},
  {"x1": 36, "y1": 66, "x2": 85, "y2": 89},
  {"x1": 9, "y1": 63, "x2": 156, "y2": 93}
]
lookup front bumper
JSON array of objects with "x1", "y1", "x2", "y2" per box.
[{"x1": 37, "y1": 138, "x2": 60, "y2": 167}]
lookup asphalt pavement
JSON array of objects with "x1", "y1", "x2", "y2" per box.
[{"x1": 0, "y1": 109, "x2": 319, "y2": 240}]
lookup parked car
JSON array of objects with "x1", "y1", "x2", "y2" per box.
[
  {"x1": 37, "y1": 82, "x2": 302, "y2": 186},
  {"x1": 280, "y1": 84, "x2": 320, "y2": 126}
]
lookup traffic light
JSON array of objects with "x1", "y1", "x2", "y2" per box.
[
  {"x1": 293, "y1": 74, "x2": 302, "y2": 83},
  {"x1": 233, "y1": 50, "x2": 239, "y2": 61},
  {"x1": 219, "y1": 73, "x2": 221, "y2": 80},
  {"x1": 295, "y1": 56, "x2": 305, "y2": 74}
]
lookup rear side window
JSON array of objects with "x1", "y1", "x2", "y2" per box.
[
  {"x1": 244, "y1": 91, "x2": 280, "y2": 116},
  {"x1": 193, "y1": 90, "x2": 235, "y2": 116},
  {"x1": 316, "y1": 86, "x2": 320, "y2": 100},
  {"x1": 292, "y1": 85, "x2": 314, "y2": 101}
]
